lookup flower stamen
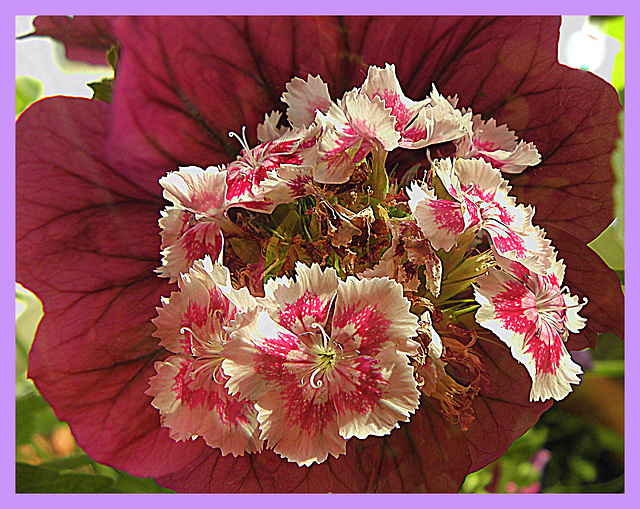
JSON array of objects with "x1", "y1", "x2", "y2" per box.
[{"x1": 229, "y1": 126, "x2": 259, "y2": 167}]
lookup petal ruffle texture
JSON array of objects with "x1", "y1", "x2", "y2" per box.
[
  {"x1": 18, "y1": 15, "x2": 621, "y2": 493},
  {"x1": 223, "y1": 264, "x2": 420, "y2": 466}
]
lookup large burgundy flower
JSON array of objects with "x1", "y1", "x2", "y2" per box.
[{"x1": 16, "y1": 16, "x2": 623, "y2": 492}]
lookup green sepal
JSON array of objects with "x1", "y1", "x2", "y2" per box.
[
  {"x1": 264, "y1": 207, "x2": 301, "y2": 280},
  {"x1": 88, "y1": 78, "x2": 114, "y2": 103},
  {"x1": 87, "y1": 44, "x2": 119, "y2": 103}
]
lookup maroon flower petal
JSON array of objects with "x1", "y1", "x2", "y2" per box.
[
  {"x1": 156, "y1": 404, "x2": 471, "y2": 492},
  {"x1": 464, "y1": 338, "x2": 552, "y2": 471},
  {"x1": 30, "y1": 15, "x2": 117, "y2": 66},
  {"x1": 106, "y1": 16, "x2": 347, "y2": 173},
  {"x1": 16, "y1": 97, "x2": 207, "y2": 477},
  {"x1": 17, "y1": 16, "x2": 621, "y2": 493}
]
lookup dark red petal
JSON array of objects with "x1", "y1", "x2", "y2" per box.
[
  {"x1": 464, "y1": 338, "x2": 552, "y2": 471},
  {"x1": 16, "y1": 97, "x2": 206, "y2": 477},
  {"x1": 30, "y1": 15, "x2": 117, "y2": 66},
  {"x1": 156, "y1": 404, "x2": 470, "y2": 493},
  {"x1": 17, "y1": 16, "x2": 621, "y2": 492},
  {"x1": 106, "y1": 16, "x2": 347, "y2": 173}
]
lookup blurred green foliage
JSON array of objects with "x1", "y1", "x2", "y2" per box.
[
  {"x1": 588, "y1": 111, "x2": 624, "y2": 272},
  {"x1": 591, "y1": 16, "x2": 624, "y2": 102},
  {"x1": 15, "y1": 75, "x2": 42, "y2": 116}
]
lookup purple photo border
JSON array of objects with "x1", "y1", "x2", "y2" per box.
[{"x1": 5, "y1": 1, "x2": 634, "y2": 507}]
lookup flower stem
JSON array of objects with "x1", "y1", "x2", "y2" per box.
[{"x1": 368, "y1": 149, "x2": 389, "y2": 200}]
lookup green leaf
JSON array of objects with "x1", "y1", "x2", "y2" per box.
[
  {"x1": 587, "y1": 111, "x2": 624, "y2": 271},
  {"x1": 111, "y1": 471, "x2": 174, "y2": 493},
  {"x1": 16, "y1": 388, "x2": 66, "y2": 446},
  {"x1": 587, "y1": 222, "x2": 624, "y2": 271},
  {"x1": 40, "y1": 454, "x2": 94, "y2": 471},
  {"x1": 587, "y1": 359, "x2": 625, "y2": 378},
  {"x1": 16, "y1": 462, "x2": 174, "y2": 493},
  {"x1": 16, "y1": 463, "x2": 116, "y2": 493},
  {"x1": 15, "y1": 391, "x2": 49, "y2": 446},
  {"x1": 15, "y1": 76, "x2": 43, "y2": 116}
]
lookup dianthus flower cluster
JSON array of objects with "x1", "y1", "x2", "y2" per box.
[{"x1": 137, "y1": 64, "x2": 588, "y2": 467}]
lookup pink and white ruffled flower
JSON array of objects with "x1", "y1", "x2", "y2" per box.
[
  {"x1": 455, "y1": 112, "x2": 541, "y2": 174},
  {"x1": 403, "y1": 85, "x2": 472, "y2": 149},
  {"x1": 360, "y1": 64, "x2": 429, "y2": 147},
  {"x1": 147, "y1": 257, "x2": 263, "y2": 456},
  {"x1": 225, "y1": 126, "x2": 319, "y2": 212},
  {"x1": 408, "y1": 157, "x2": 554, "y2": 274},
  {"x1": 157, "y1": 165, "x2": 228, "y2": 282},
  {"x1": 361, "y1": 64, "x2": 471, "y2": 149},
  {"x1": 221, "y1": 263, "x2": 420, "y2": 466},
  {"x1": 407, "y1": 180, "x2": 476, "y2": 252},
  {"x1": 315, "y1": 88, "x2": 401, "y2": 184},
  {"x1": 473, "y1": 252, "x2": 587, "y2": 402}
]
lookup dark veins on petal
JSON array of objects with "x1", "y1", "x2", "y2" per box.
[
  {"x1": 26, "y1": 15, "x2": 117, "y2": 66},
  {"x1": 17, "y1": 16, "x2": 621, "y2": 493}
]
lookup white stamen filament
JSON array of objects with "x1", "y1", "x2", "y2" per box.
[
  {"x1": 180, "y1": 327, "x2": 227, "y2": 384},
  {"x1": 309, "y1": 366, "x2": 324, "y2": 389},
  {"x1": 180, "y1": 326, "x2": 205, "y2": 348},
  {"x1": 310, "y1": 322, "x2": 331, "y2": 350},
  {"x1": 536, "y1": 285, "x2": 570, "y2": 307},
  {"x1": 229, "y1": 126, "x2": 259, "y2": 167}
]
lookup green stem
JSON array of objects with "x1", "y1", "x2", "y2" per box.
[{"x1": 368, "y1": 149, "x2": 389, "y2": 200}]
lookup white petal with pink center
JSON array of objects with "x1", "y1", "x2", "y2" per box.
[
  {"x1": 225, "y1": 126, "x2": 318, "y2": 213},
  {"x1": 222, "y1": 263, "x2": 420, "y2": 466},
  {"x1": 315, "y1": 89, "x2": 400, "y2": 184},
  {"x1": 281, "y1": 74, "x2": 333, "y2": 129},
  {"x1": 455, "y1": 113, "x2": 541, "y2": 174},
  {"x1": 156, "y1": 206, "x2": 224, "y2": 283},
  {"x1": 153, "y1": 258, "x2": 243, "y2": 354},
  {"x1": 160, "y1": 165, "x2": 228, "y2": 217},
  {"x1": 332, "y1": 274, "x2": 420, "y2": 356},
  {"x1": 149, "y1": 258, "x2": 263, "y2": 454},
  {"x1": 473, "y1": 253, "x2": 587, "y2": 402},
  {"x1": 406, "y1": 181, "x2": 473, "y2": 252},
  {"x1": 147, "y1": 354, "x2": 263, "y2": 456},
  {"x1": 402, "y1": 86, "x2": 472, "y2": 149},
  {"x1": 431, "y1": 158, "x2": 554, "y2": 272},
  {"x1": 262, "y1": 262, "x2": 339, "y2": 335},
  {"x1": 360, "y1": 63, "x2": 429, "y2": 145}
]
